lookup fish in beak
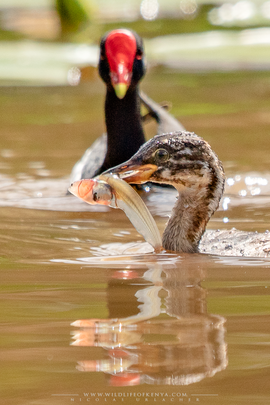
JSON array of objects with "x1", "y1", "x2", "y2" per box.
[
  {"x1": 104, "y1": 158, "x2": 158, "y2": 184},
  {"x1": 69, "y1": 174, "x2": 162, "y2": 251}
]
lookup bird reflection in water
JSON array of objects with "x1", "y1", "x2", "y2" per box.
[{"x1": 70, "y1": 256, "x2": 227, "y2": 386}]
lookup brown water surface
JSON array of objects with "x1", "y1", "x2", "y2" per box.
[{"x1": 1, "y1": 70, "x2": 270, "y2": 404}]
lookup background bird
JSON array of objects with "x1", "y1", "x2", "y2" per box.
[{"x1": 70, "y1": 29, "x2": 184, "y2": 183}]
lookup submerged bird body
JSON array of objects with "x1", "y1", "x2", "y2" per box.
[{"x1": 106, "y1": 131, "x2": 225, "y2": 253}]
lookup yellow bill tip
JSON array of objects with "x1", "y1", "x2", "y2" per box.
[{"x1": 114, "y1": 83, "x2": 128, "y2": 99}]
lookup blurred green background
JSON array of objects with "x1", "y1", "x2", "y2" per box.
[{"x1": 0, "y1": 0, "x2": 270, "y2": 85}]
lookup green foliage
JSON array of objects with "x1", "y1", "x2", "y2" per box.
[{"x1": 56, "y1": 0, "x2": 95, "y2": 40}]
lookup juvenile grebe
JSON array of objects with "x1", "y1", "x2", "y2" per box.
[
  {"x1": 106, "y1": 131, "x2": 270, "y2": 257},
  {"x1": 106, "y1": 131, "x2": 224, "y2": 253}
]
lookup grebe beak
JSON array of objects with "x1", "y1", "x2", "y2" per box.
[{"x1": 106, "y1": 160, "x2": 157, "y2": 184}]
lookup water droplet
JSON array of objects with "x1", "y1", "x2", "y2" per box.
[
  {"x1": 227, "y1": 178, "x2": 235, "y2": 186},
  {"x1": 239, "y1": 189, "x2": 247, "y2": 197}
]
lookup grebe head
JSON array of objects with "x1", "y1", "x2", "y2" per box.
[{"x1": 106, "y1": 131, "x2": 225, "y2": 252}]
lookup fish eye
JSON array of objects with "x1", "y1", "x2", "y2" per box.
[{"x1": 155, "y1": 148, "x2": 169, "y2": 163}]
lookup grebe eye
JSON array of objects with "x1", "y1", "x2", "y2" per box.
[{"x1": 155, "y1": 148, "x2": 169, "y2": 163}]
